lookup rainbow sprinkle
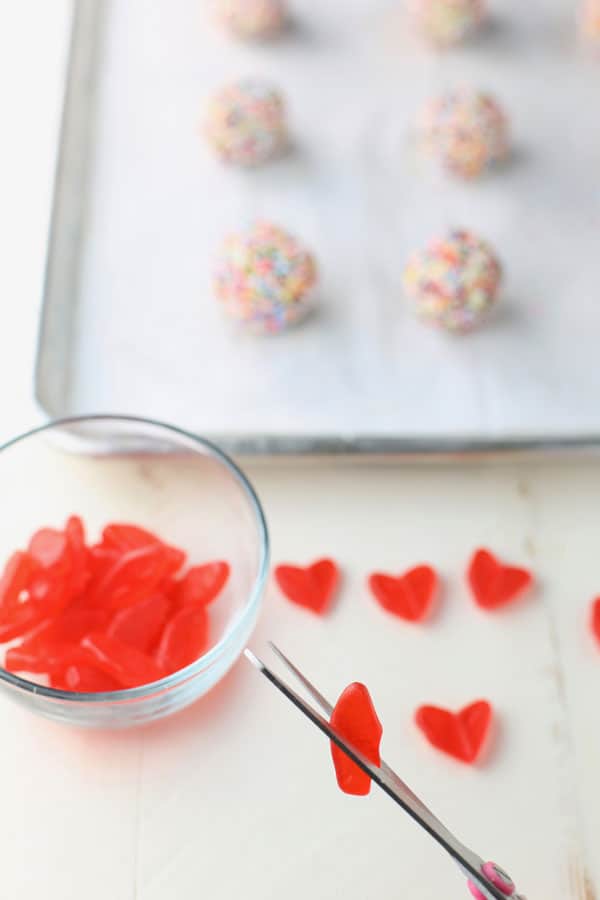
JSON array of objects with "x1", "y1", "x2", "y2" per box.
[
  {"x1": 412, "y1": 0, "x2": 485, "y2": 47},
  {"x1": 421, "y1": 89, "x2": 509, "y2": 179},
  {"x1": 403, "y1": 230, "x2": 502, "y2": 333},
  {"x1": 204, "y1": 80, "x2": 287, "y2": 167},
  {"x1": 215, "y1": 0, "x2": 285, "y2": 39},
  {"x1": 214, "y1": 221, "x2": 318, "y2": 335}
]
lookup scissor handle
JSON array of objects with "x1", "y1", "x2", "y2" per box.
[{"x1": 467, "y1": 862, "x2": 523, "y2": 900}]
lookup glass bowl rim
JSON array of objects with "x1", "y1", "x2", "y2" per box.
[{"x1": 0, "y1": 413, "x2": 269, "y2": 704}]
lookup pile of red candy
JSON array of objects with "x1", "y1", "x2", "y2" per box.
[{"x1": 0, "y1": 517, "x2": 229, "y2": 692}]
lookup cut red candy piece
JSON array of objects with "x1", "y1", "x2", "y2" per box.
[
  {"x1": 415, "y1": 700, "x2": 493, "y2": 764},
  {"x1": 0, "y1": 602, "x2": 46, "y2": 643},
  {"x1": 5, "y1": 644, "x2": 56, "y2": 675},
  {"x1": 467, "y1": 549, "x2": 533, "y2": 611},
  {"x1": 101, "y1": 523, "x2": 164, "y2": 551},
  {"x1": 87, "y1": 544, "x2": 119, "y2": 578},
  {"x1": 5, "y1": 627, "x2": 98, "y2": 673},
  {"x1": 101, "y1": 524, "x2": 186, "y2": 576},
  {"x1": 59, "y1": 664, "x2": 121, "y2": 693},
  {"x1": 9, "y1": 606, "x2": 110, "y2": 666},
  {"x1": 87, "y1": 545, "x2": 171, "y2": 609},
  {"x1": 173, "y1": 562, "x2": 230, "y2": 608},
  {"x1": 28, "y1": 567, "x2": 72, "y2": 617},
  {"x1": 27, "y1": 520, "x2": 90, "y2": 614},
  {"x1": 66, "y1": 515, "x2": 86, "y2": 546},
  {"x1": 590, "y1": 597, "x2": 600, "y2": 645},
  {"x1": 154, "y1": 606, "x2": 209, "y2": 675},
  {"x1": 5, "y1": 640, "x2": 92, "y2": 676},
  {"x1": 0, "y1": 551, "x2": 38, "y2": 610},
  {"x1": 52, "y1": 606, "x2": 110, "y2": 643},
  {"x1": 163, "y1": 547, "x2": 187, "y2": 578},
  {"x1": 107, "y1": 592, "x2": 171, "y2": 653},
  {"x1": 28, "y1": 528, "x2": 70, "y2": 570},
  {"x1": 330, "y1": 683, "x2": 383, "y2": 796},
  {"x1": 369, "y1": 565, "x2": 438, "y2": 622},
  {"x1": 4, "y1": 620, "x2": 65, "y2": 673},
  {"x1": 5, "y1": 619, "x2": 54, "y2": 653},
  {"x1": 65, "y1": 515, "x2": 90, "y2": 594},
  {"x1": 81, "y1": 632, "x2": 165, "y2": 688},
  {"x1": 275, "y1": 559, "x2": 339, "y2": 615}
]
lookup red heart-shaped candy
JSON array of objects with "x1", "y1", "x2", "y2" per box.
[
  {"x1": 330, "y1": 682, "x2": 383, "y2": 795},
  {"x1": 368, "y1": 565, "x2": 438, "y2": 622},
  {"x1": 275, "y1": 559, "x2": 339, "y2": 615},
  {"x1": 468, "y1": 549, "x2": 533, "y2": 611},
  {"x1": 415, "y1": 700, "x2": 493, "y2": 764},
  {"x1": 591, "y1": 597, "x2": 600, "y2": 645}
]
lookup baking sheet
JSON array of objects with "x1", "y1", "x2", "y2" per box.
[{"x1": 36, "y1": 0, "x2": 600, "y2": 456}]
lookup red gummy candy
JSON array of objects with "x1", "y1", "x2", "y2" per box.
[
  {"x1": 369, "y1": 565, "x2": 438, "y2": 622},
  {"x1": 5, "y1": 629, "x2": 94, "y2": 676},
  {"x1": 28, "y1": 528, "x2": 70, "y2": 570},
  {"x1": 7, "y1": 642, "x2": 93, "y2": 677},
  {"x1": 66, "y1": 515, "x2": 85, "y2": 546},
  {"x1": 107, "y1": 592, "x2": 170, "y2": 653},
  {"x1": 154, "y1": 606, "x2": 209, "y2": 675},
  {"x1": 591, "y1": 597, "x2": 600, "y2": 645},
  {"x1": 81, "y1": 632, "x2": 164, "y2": 688},
  {"x1": 101, "y1": 523, "x2": 163, "y2": 551},
  {"x1": 0, "y1": 551, "x2": 38, "y2": 610},
  {"x1": 330, "y1": 683, "x2": 383, "y2": 796},
  {"x1": 28, "y1": 568, "x2": 72, "y2": 617},
  {"x1": 87, "y1": 544, "x2": 119, "y2": 577},
  {"x1": 65, "y1": 516, "x2": 90, "y2": 594},
  {"x1": 51, "y1": 607, "x2": 110, "y2": 643},
  {"x1": 56, "y1": 664, "x2": 121, "y2": 693},
  {"x1": 4, "y1": 607, "x2": 110, "y2": 675},
  {"x1": 415, "y1": 701, "x2": 493, "y2": 764},
  {"x1": 101, "y1": 524, "x2": 186, "y2": 577},
  {"x1": 173, "y1": 562, "x2": 230, "y2": 608},
  {"x1": 468, "y1": 549, "x2": 533, "y2": 611},
  {"x1": 34, "y1": 607, "x2": 109, "y2": 649},
  {"x1": 87, "y1": 545, "x2": 171, "y2": 609},
  {"x1": 5, "y1": 644, "x2": 56, "y2": 675},
  {"x1": 0, "y1": 603, "x2": 45, "y2": 643},
  {"x1": 0, "y1": 516, "x2": 226, "y2": 691},
  {"x1": 28, "y1": 519, "x2": 90, "y2": 615},
  {"x1": 275, "y1": 559, "x2": 339, "y2": 615}
]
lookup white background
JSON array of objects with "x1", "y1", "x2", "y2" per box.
[
  {"x1": 0, "y1": 0, "x2": 70, "y2": 443},
  {"x1": 0, "y1": 3, "x2": 599, "y2": 900}
]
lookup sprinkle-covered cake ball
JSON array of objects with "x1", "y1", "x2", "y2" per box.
[
  {"x1": 412, "y1": 0, "x2": 485, "y2": 47},
  {"x1": 421, "y1": 90, "x2": 509, "y2": 179},
  {"x1": 216, "y1": 0, "x2": 286, "y2": 39},
  {"x1": 204, "y1": 81, "x2": 287, "y2": 167},
  {"x1": 403, "y1": 230, "x2": 502, "y2": 333},
  {"x1": 579, "y1": 0, "x2": 600, "y2": 48},
  {"x1": 214, "y1": 221, "x2": 318, "y2": 334}
]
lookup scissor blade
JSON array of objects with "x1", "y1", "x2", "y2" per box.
[
  {"x1": 267, "y1": 643, "x2": 469, "y2": 852},
  {"x1": 245, "y1": 649, "x2": 504, "y2": 900},
  {"x1": 268, "y1": 642, "x2": 334, "y2": 714}
]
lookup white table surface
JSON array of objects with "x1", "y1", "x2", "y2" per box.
[{"x1": 1, "y1": 4, "x2": 599, "y2": 899}]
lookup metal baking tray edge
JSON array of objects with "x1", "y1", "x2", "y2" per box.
[
  {"x1": 33, "y1": 0, "x2": 600, "y2": 462},
  {"x1": 35, "y1": 0, "x2": 102, "y2": 432}
]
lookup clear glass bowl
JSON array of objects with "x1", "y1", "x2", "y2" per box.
[{"x1": 0, "y1": 415, "x2": 269, "y2": 727}]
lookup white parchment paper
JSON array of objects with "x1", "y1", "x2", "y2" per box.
[{"x1": 71, "y1": 0, "x2": 600, "y2": 443}]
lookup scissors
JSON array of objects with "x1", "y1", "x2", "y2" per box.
[{"x1": 245, "y1": 643, "x2": 525, "y2": 900}]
